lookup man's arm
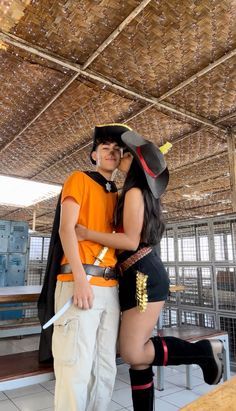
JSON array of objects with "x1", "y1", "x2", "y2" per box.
[
  {"x1": 76, "y1": 188, "x2": 144, "y2": 251},
  {"x1": 59, "y1": 197, "x2": 94, "y2": 309}
]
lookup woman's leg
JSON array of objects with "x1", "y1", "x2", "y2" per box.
[
  {"x1": 128, "y1": 367, "x2": 154, "y2": 411},
  {"x1": 119, "y1": 300, "x2": 224, "y2": 411},
  {"x1": 120, "y1": 300, "x2": 223, "y2": 386},
  {"x1": 119, "y1": 301, "x2": 165, "y2": 411},
  {"x1": 119, "y1": 301, "x2": 164, "y2": 367}
]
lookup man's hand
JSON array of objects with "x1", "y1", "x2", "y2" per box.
[{"x1": 73, "y1": 276, "x2": 94, "y2": 309}]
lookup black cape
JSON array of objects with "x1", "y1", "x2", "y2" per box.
[{"x1": 37, "y1": 171, "x2": 117, "y2": 363}]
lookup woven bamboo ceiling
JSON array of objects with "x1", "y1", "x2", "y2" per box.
[{"x1": 0, "y1": 0, "x2": 236, "y2": 233}]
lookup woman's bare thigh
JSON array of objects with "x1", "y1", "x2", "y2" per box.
[{"x1": 119, "y1": 301, "x2": 165, "y2": 366}]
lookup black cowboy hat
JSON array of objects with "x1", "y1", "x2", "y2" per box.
[
  {"x1": 90, "y1": 123, "x2": 132, "y2": 164},
  {"x1": 121, "y1": 131, "x2": 169, "y2": 199}
]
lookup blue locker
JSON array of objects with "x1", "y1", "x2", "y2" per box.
[
  {"x1": 0, "y1": 254, "x2": 7, "y2": 286},
  {"x1": 6, "y1": 253, "x2": 27, "y2": 286},
  {"x1": 0, "y1": 220, "x2": 10, "y2": 253},
  {"x1": 9, "y1": 221, "x2": 28, "y2": 253},
  {"x1": 0, "y1": 220, "x2": 29, "y2": 320}
]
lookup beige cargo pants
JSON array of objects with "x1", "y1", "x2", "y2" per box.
[{"x1": 52, "y1": 281, "x2": 120, "y2": 411}]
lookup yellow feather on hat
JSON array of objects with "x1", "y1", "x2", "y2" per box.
[{"x1": 160, "y1": 141, "x2": 172, "y2": 155}]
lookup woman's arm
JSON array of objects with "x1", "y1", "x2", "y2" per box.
[
  {"x1": 77, "y1": 188, "x2": 144, "y2": 251},
  {"x1": 59, "y1": 197, "x2": 94, "y2": 309}
]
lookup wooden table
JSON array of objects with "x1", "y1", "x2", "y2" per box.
[
  {"x1": 0, "y1": 284, "x2": 185, "y2": 338},
  {"x1": 169, "y1": 284, "x2": 185, "y2": 292},
  {"x1": 180, "y1": 376, "x2": 236, "y2": 411},
  {"x1": 0, "y1": 285, "x2": 42, "y2": 304},
  {"x1": 158, "y1": 284, "x2": 185, "y2": 330},
  {"x1": 0, "y1": 284, "x2": 185, "y2": 303},
  {"x1": 0, "y1": 286, "x2": 43, "y2": 338}
]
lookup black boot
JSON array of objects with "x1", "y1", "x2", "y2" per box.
[
  {"x1": 151, "y1": 336, "x2": 223, "y2": 385},
  {"x1": 129, "y1": 366, "x2": 154, "y2": 411}
]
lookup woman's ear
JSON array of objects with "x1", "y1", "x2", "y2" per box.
[{"x1": 91, "y1": 151, "x2": 97, "y2": 164}]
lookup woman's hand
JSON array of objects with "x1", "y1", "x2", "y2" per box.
[
  {"x1": 75, "y1": 224, "x2": 88, "y2": 241},
  {"x1": 118, "y1": 151, "x2": 133, "y2": 174}
]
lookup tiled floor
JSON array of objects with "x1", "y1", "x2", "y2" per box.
[{"x1": 0, "y1": 335, "x2": 235, "y2": 411}]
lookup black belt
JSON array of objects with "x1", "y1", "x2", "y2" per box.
[{"x1": 60, "y1": 263, "x2": 118, "y2": 280}]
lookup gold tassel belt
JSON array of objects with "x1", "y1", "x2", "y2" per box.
[{"x1": 119, "y1": 246, "x2": 152, "y2": 273}]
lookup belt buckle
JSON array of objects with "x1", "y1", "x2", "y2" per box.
[
  {"x1": 116, "y1": 265, "x2": 123, "y2": 277},
  {"x1": 103, "y1": 267, "x2": 111, "y2": 280}
]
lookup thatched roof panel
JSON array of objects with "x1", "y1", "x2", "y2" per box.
[
  {"x1": 10, "y1": 0, "x2": 140, "y2": 64},
  {"x1": 90, "y1": 0, "x2": 236, "y2": 97},
  {"x1": 0, "y1": 77, "x2": 144, "y2": 180},
  {"x1": 219, "y1": 113, "x2": 236, "y2": 128},
  {"x1": 167, "y1": 153, "x2": 230, "y2": 191},
  {"x1": 166, "y1": 57, "x2": 236, "y2": 122},
  {"x1": 166, "y1": 129, "x2": 227, "y2": 170},
  {"x1": 0, "y1": 0, "x2": 235, "y2": 230},
  {"x1": 0, "y1": 50, "x2": 71, "y2": 147},
  {"x1": 127, "y1": 108, "x2": 194, "y2": 146},
  {"x1": 166, "y1": 175, "x2": 230, "y2": 202}
]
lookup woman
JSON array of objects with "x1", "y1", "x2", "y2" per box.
[{"x1": 76, "y1": 130, "x2": 223, "y2": 411}]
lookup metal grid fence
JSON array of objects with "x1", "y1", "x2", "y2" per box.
[
  {"x1": 24, "y1": 216, "x2": 236, "y2": 366},
  {"x1": 27, "y1": 235, "x2": 50, "y2": 286},
  {"x1": 25, "y1": 234, "x2": 50, "y2": 317},
  {"x1": 161, "y1": 214, "x2": 236, "y2": 368}
]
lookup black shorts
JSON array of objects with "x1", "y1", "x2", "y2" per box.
[{"x1": 117, "y1": 247, "x2": 170, "y2": 312}]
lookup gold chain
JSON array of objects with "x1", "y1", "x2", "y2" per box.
[{"x1": 136, "y1": 271, "x2": 148, "y2": 312}]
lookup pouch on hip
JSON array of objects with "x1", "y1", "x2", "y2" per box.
[{"x1": 52, "y1": 318, "x2": 79, "y2": 365}]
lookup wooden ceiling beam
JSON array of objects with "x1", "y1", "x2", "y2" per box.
[
  {"x1": 0, "y1": 30, "x2": 230, "y2": 156},
  {"x1": 158, "y1": 49, "x2": 236, "y2": 101},
  {"x1": 167, "y1": 172, "x2": 229, "y2": 192},
  {"x1": 172, "y1": 151, "x2": 227, "y2": 173},
  {"x1": 163, "y1": 189, "x2": 230, "y2": 210},
  {"x1": 0, "y1": 72, "x2": 80, "y2": 154},
  {"x1": 166, "y1": 207, "x2": 232, "y2": 222},
  {"x1": 82, "y1": 0, "x2": 152, "y2": 69},
  {"x1": 0, "y1": 2, "x2": 152, "y2": 154},
  {"x1": 81, "y1": 70, "x2": 229, "y2": 132},
  {"x1": 227, "y1": 131, "x2": 236, "y2": 212},
  {"x1": 215, "y1": 111, "x2": 236, "y2": 124},
  {"x1": 134, "y1": 109, "x2": 236, "y2": 147}
]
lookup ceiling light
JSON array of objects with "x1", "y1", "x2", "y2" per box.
[{"x1": 0, "y1": 175, "x2": 62, "y2": 207}]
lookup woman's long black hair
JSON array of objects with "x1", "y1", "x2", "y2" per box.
[{"x1": 115, "y1": 159, "x2": 165, "y2": 246}]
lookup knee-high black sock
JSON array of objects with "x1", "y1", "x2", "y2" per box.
[{"x1": 129, "y1": 366, "x2": 154, "y2": 411}]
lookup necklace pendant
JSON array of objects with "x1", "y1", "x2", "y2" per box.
[{"x1": 105, "y1": 182, "x2": 111, "y2": 192}]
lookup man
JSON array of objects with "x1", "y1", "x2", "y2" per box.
[{"x1": 49, "y1": 123, "x2": 131, "y2": 411}]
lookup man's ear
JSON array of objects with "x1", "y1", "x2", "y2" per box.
[{"x1": 91, "y1": 151, "x2": 97, "y2": 164}]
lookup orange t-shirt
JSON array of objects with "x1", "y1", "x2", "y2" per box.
[{"x1": 57, "y1": 171, "x2": 118, "y2": 286}]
